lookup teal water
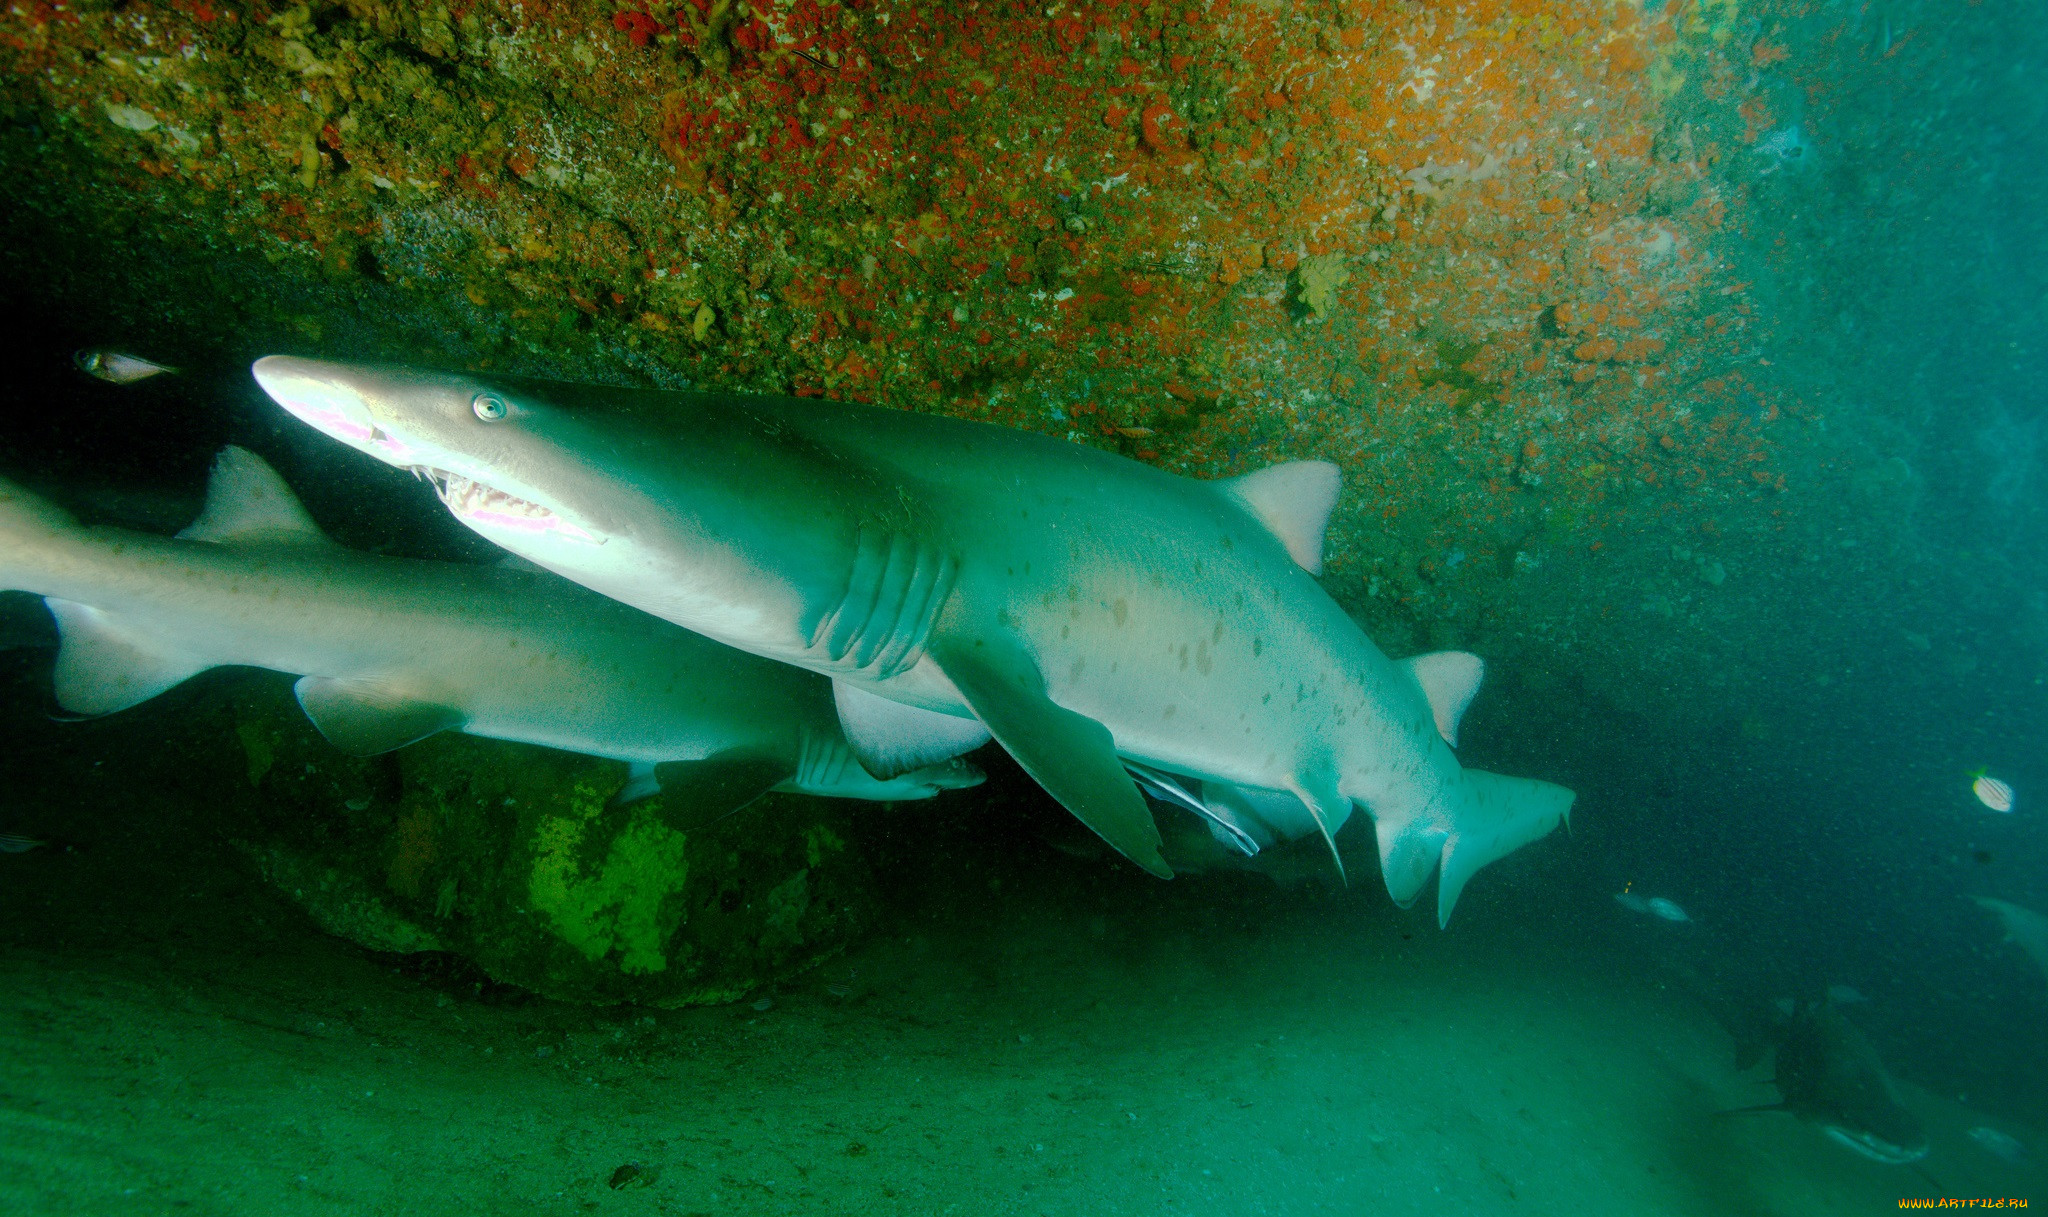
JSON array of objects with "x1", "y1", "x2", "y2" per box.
[{"x1": 3, "y1": 1, "x2": 2047, "y2": 1214}]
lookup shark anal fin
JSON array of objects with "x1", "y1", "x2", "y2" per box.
[
  {"x1": 1399, "y1": 651, "x2": 1484, "y2": 747},
  {"x1": 44, "y1": 598, "x2": 211, "y2": 715},
  {"x1": 178, "y1": 446, "x2": 332, "y2": 548},
  {"x1": 832, "y1": 680, "x2": 990, "y2": 778},
  {"x1": 1375, "y1": 813, "x2": 1446, "y2": 912},
  {"x1": 933, "y1": 637, "x2": 1170, "y2": 879},
  {"x1": 639, "y1": 753, "x2": 794, "y2": 829},
  {"x1": 293, "y1": 675, "x2": 465, "y2": 755},
  {"x1": 1214, "y1": 460, "x2": 1341, "y2": 574},
  {"x1": 814, "y1": 524, "x2": 956, "y2": 679}
]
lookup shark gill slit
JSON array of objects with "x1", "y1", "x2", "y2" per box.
[
  {"x1": 851, "y1": 534, "x2": 921, "y2": 669},
  {"x1": 817, "y1": 523, "x2": 955, "y2": 678}
]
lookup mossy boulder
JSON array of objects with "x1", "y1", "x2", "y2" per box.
[{"x1": 223, "y1": 678, "x2": 872, "y2": 1006}]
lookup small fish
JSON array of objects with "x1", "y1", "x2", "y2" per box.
[
  {"x1": 1647, "y1": 896, "x2": 1690, "y2": 922},
  {"x1": 1972, "y1": 774, "x2": 2015, "y2": 813},
  {"x1": 1825, "y1": 984, "x2": 1869, "y2": 1005},
  {"x1": 0, "y1": 833, "x2": 47, "y2": 853},
  {"x1": 1968, "y1": 1125, "x2": 2027, "y2": 1163},
  {"x1": 1615, "y1": 890, "x2": 1689, "y2": 922},
  {"x1": 75, "y1": 349, "x2": 177, "y2": 384}
]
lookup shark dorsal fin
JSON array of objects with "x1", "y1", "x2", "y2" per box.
[
  {"x1": 177, "y1": 446, "x2": 330, "y2": 547},
  {"x1": 1400, "y1": 651, "x2": 1484, "y2": 747},
  {"x1": 1215, "y1": 461, "x2": 1341, "y2": 575}
]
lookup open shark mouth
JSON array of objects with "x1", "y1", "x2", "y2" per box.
[{"x1": 417, "y1": 468, "x2": 604, "y2": 546}]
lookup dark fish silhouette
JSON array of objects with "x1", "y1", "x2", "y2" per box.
[{"x1": 1720, "y1": 998, "x2": 1929, "y2": 1164}]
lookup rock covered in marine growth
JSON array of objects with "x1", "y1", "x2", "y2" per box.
[{"x1": 223, "y1": 679, "x2": 871, "y2": 1006}]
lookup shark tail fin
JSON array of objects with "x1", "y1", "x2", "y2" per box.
[
  {"x1": 0, "y1": 478, "x2": 209, "y2": 714},
  {"x1": 1373, "y1": 769, "x2": 1574, "y2": 928},
  {"x1": 1433, "y1": 770, "x2": 1575, "y2": 927},
  {"x1": 0, "y1": 473, "x2": 86, "y2": 591}
]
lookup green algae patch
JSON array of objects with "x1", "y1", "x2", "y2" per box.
[
  {"x1": 528, "y1": 786, "x2": 690, "y2": 976},
  {"x1": 199, "y1": 682, "x2": 874, "y2": 1007}
]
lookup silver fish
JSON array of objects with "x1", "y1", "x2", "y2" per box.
[
  {"x1": 75, "y1": 349, "x2": 177, "y2": 384},
  {"x1": 1967, "y1": 1125, "x2": 2027, "y2": 1163}
]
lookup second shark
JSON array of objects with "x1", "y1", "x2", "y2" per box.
[{"x1": 0, "y1": 446, "x2": 982, "y2": 818}]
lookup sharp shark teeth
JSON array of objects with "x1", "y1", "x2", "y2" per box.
[{"x1": 416, "y1": 467, "x2": 601, "y2": 545}]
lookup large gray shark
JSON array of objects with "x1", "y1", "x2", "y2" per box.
[
  {"x1": 252, "y1": 358, "x2": 1574, "y2": 924},
  {"x1": 0, "y1": 445, "x2": 981, "y2": 816}
]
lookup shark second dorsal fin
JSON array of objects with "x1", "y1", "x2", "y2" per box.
[
  {"x1": 293, "y1": 675, "x2": 465, "y2": 755},
  {"x1": 177, "y1": 446, "x2": 330, "y2": 547},
  {"x1": 1400, "y1": 651, "x2": 1485, "y2": 747},
  {"x1": 44, "y1": 598, "x2": 211, "y2": 714},
  {"x1": 1215, "y1": 460, "x2": 1341, "y2": 575}
]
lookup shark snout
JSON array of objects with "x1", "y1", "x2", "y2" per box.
[{"x1": 252, "y1": 356, "x2": 386, "y2": 452}]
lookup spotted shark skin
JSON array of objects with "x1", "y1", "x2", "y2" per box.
[{"x1": 253, "y1": 358, "x2": 1574, "y2": 923}]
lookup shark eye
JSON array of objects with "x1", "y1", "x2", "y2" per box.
[{"x1": 472, "y1": 393, "x2": 509, "y2": 422}]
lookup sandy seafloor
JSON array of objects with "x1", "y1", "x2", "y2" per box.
[{"x1": 4, "y1": 797, "x2": 2041, "y2": 1217}]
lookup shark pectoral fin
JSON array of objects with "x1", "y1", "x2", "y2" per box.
[
  {"x1": 832, "y1": 679, "x2": 990, "y2": 778},
  {"x1": 1434, "y1": 769, "x2": 1576, "y2": 928},
  {"x1": 932, "y1": 638, "x2": 1170, "y2": 879},
  {"x1": 293, "y1": 676, "x2": 465, "y2": 755},
  {"x1": 44, "y1": 599, "x2": 211, "y2": 715},
  {"x1": 1214, "y1": 460, "x2": 1341, "y2": 574},
  {"x1": 642, "y1": 753, "x2": 794, "y2": 829},
  {"x1": 1399, "y1": 651, "x2": 1485, "y2": 747},
  {"x1": 177, "y1": 446, "x2": 333, "y2": 548}
]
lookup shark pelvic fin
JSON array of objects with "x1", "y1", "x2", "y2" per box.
[
  {"x1": 933, "y1": 637, "x2": 1170, "y2": 879},
  {"x1": 293, "y1": 675, "x2": 465, "y2": 755},
  {"x1": 178, "y1": 446, "x2": 331, "y2": 547},
  {"x1": 1434, "y1": 769, "x2": 1576, "y2": 927},
  {"x1": 617, "y1": 753, "x2": 794, "y2": 828},
  {"x1": 832, "y1": 680, "x2": 990, "y2": 778},
  {"x1": 44, "y1": 598, "x2": 211, "y2": 714},
  {"x1": 1287, "y1": 770, "x2": 1350, "y2": 886},
  {"x1": 1215, "y1": 460, "x2": 1341, "y2": 575},
  {"x1": 1400, "y1": 651, "x2": 1485, "y2": 747}
]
